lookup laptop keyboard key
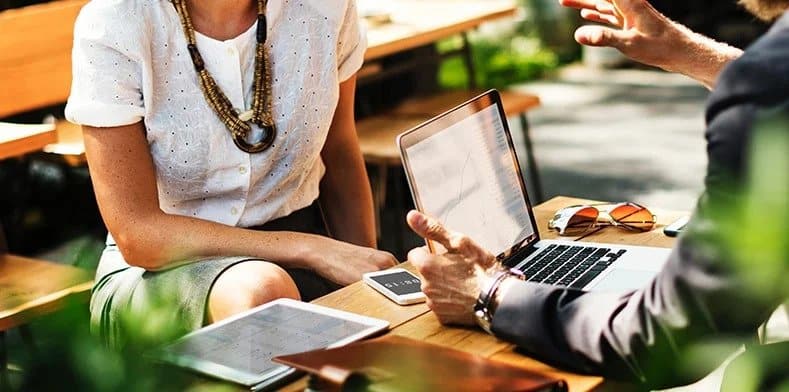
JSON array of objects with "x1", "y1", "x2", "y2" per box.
[{"x1": 570, "y1": 267, "x2": 606, "y2": 289}]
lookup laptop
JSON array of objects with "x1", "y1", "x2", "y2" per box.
[{"x1": 397, "y1": 90, "x2": 671, "y2": 292}]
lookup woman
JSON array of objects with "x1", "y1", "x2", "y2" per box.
[{"x1": 65, "y1": 0, "x2": 396, "y2": 343}]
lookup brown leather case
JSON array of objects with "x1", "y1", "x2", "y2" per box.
[{"x1": 273, "y1": 334, "x2": 567, "y2": 392}]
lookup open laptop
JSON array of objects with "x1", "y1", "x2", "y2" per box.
[{"x1": 398, "y1": 90, "x2": 671, "y2": 292}]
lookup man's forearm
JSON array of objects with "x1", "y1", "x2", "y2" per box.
[{"x1": 667, "y1": 22, "x2": 743, "y2": 89}]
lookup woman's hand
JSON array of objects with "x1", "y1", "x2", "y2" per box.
[
  {"x1": 308, "y1": 236, "x2": 398, "y2": 286},
  {"x1": 560, "y1": 0, "x2": 742, "y2": 88}
]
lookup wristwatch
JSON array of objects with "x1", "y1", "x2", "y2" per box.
[{"x1": 473, "y1": 267, "x2": 524, "y2": 334}]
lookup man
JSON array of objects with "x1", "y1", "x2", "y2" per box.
[{"x1": 406, "y1": 0, "x2": 788, "y2": 389}]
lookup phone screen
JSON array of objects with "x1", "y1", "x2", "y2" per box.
[{"x1": 368, "y1": 271, "x2": 422, "y2": 295}]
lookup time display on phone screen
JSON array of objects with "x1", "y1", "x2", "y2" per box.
[{"x1": 369, "y1": 271, "x2": 422, "y2": 295}]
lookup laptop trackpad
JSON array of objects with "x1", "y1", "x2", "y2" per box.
[{"x1": 590, "y1": 269, "x2": 655, "y2": 292}]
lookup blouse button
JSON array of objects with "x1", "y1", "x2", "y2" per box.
[
  {"x1": 230, "y1": 207, "x2": 239, "y2": 215},
  {"x1": 239, "y1": 166, "x2": 247, "y2": 174}
]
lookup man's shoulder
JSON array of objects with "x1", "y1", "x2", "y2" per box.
[{"x1": 714, "y1": 14, "x2": 789, "y2": 99}]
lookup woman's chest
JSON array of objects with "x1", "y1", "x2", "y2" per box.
[{"x1": 139, "y1": 2, "x2": 344, "y2": 196}]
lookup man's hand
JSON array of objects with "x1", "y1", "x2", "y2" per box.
[
  {"x1": 406, "y1": 210, "x2": 498, "y2": 326},
  {"x1": 560, "y1": 0, "x2": 742, "y2": 88},
  {"x1": 562, "y1": 0, "x2": 687, "y2": 69}
]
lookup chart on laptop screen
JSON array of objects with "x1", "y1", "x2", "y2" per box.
[{"x1": 406, "y1": 104, "x2": 534, "y2": 256}]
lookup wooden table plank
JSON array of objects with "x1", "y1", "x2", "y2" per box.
[
  {"x1": 312, "y1": 262, "x2": 429, "y2": 330},
  {"x1": 533, "y1": 196, "x2": 685, "y2": 249},
  {"x1": 391, "y1": 311, "x2": 511, "y2": 357},
  {"x1": 0, "y1": 122, "x2": 57, "y2": 160},
  {"x1": 364, "y1": 0, "x2": 518, "y2": 61}
]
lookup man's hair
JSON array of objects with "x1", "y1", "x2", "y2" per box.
[{"x1": 739, "y1": 0, "x2": 789, "y2": 21}]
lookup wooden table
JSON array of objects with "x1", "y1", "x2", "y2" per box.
[
  {"x1": 364, "y1": 0, "x2": 518, "y2": 61},
  {"x1": 0, "y1": 254, "x2": 93, "y2": 331},
  {"x1": 276, "y1": 196, "x2": 684, "y2": 391},
  {"x1": 0, "y1": 122, "x2": 57, "y2": 161}
]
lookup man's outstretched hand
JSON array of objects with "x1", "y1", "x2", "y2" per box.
[
  {"x1": 406, "y1": 210, "x2": 499, "y2": 326},
  {"x1": 560, "y1": 0, "x2": 742, "y2": 88},
  {"x1": 562, "y1": 0, "x2": 686, "y2": 69}
]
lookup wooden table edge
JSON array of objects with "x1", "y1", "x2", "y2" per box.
[
  {"x1": 0, "y1": 280, "x2": 93, "y2": 331},
  {"x1": 364, "y1": 5, "x2": 517, "y2": 61},
  {"x1": 0, "y1": 128, "x2": 58, "y2": 160}
]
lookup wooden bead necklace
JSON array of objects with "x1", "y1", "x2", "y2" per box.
[{"x1": 172, "y1": 0, "x2": 276, "y2": 153}]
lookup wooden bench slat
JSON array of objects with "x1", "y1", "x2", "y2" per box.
[
  {"x1": 356, "y1": 89, "x2": 541, "y2": 166},
  {"x1": 356, "y1": 115, "x2": 430, "y2": 165}
]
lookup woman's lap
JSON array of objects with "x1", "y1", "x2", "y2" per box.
[
  {"x1": 90, "y1": 253, "x2": 337, "y2": 347},
  {"x1": 91, "y1": 201, "x2": 336, "y2": 346}
]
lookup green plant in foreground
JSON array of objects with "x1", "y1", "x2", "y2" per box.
[
  {"x1": 14, "y1": 291, "x2": 233, "y2": 392},
  {"x1": 676, "y1": 107, "x2": 789, "y2": 391}
]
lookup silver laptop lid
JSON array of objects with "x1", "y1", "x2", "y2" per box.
[{"x1": 398, "y1": 90, "x2": 540, "y2": 260}]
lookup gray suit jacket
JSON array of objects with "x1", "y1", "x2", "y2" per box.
[{"x1": 491, "y1": 13, "x2": 789, "y2": 389}]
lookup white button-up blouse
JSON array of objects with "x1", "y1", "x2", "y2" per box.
[{"x1": 66, "y1": 0, "x2": 366, "y2": 228}]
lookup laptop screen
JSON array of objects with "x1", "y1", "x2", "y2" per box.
[{"x1": 399, "y1": 91, "x2": 537, "y2": 258}]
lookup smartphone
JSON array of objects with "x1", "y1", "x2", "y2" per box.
[
  {"x1": 363, "y1": 268, "x2": 426, "y2": 305},
  {"x1": 663, "y1": 216, "x2": 690, "y2": 237}
]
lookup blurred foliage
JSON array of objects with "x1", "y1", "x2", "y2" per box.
[
  {"x1": 8, "y1": 291, "x2": 232, "y2": 392},
  {"x1": 437, "y1": 0, "x2": 579, "y2": 89},
  {"x1": 438, "y1": 36, "x2": 559, "y2": 89},
  {"x1": 677, "y1": 106, "x2": 789, "y2": 391}
]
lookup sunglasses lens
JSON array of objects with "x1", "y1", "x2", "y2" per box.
[
  {"x1": 610, "y1": 203, "x2": 655, "y2": 231},
  {"x1": 561, "y1": 206, "x2": 599, "y2": 236}
]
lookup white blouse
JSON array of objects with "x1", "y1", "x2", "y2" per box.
[{"x1": 66, "y1": 0, "x2": 366, "y2": 228}]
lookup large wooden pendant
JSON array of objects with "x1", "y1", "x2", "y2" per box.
[{"x1": 233, "y1": 123, "x2": 276, "y2": 154}]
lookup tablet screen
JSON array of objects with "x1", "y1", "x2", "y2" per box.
[{"x1": 155, "y1": 299, "x2": 388, "y2": 387}]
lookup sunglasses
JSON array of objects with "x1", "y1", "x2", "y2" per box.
[{"x1": 548, "y1": 202, "x2": 656, "y2": 236}]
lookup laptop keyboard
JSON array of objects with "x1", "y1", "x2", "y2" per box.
[{"x1": 518, "y1": 245, "x2": 627, "y2": 289}]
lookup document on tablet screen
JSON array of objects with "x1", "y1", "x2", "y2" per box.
[{"x1": 405, "y1": 104, "x2": 534, "y2": 256}]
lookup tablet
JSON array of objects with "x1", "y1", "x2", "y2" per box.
[{"x1": 154, "y1": 298, "x2": 389, "y2": 390}]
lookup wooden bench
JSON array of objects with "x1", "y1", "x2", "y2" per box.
[{"x1": 0, "y1": 0, "x2": 89, "y2": 163}]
